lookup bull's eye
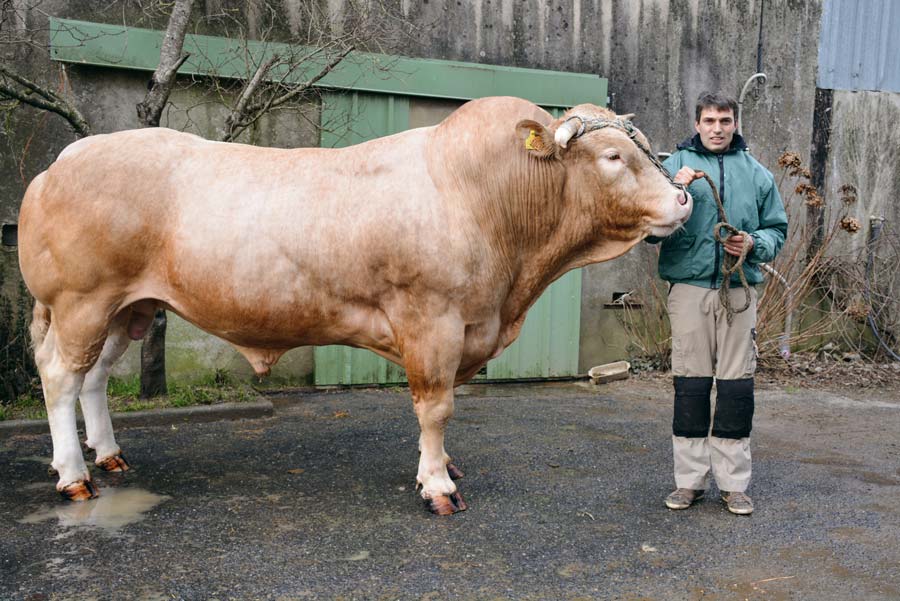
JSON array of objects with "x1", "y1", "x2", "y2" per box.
[{"x1": 607, "y1": 152, "x2": 621, "y2": 161}]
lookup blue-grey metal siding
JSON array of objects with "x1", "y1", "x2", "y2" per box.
[{"x1": 818, "y1": 0, "x2": 900, "y2": 93}]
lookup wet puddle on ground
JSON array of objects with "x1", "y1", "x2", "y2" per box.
[{"x1": 20, "y1": 487, "x2": 170, "y2": 532}]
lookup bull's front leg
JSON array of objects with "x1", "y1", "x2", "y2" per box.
[
  {"x1": 404, "y1": 320, "x2": 467, "y2": 515},
  {"x1": 412, "y1": 385, "x2": 467, "y2": 515}
]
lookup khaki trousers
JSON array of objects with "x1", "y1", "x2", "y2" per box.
[{"x1": 668, "y1": 283, "x2": 758, "y2": 492}]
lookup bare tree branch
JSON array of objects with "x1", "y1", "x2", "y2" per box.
[
  {"x1": 267, "y1": 46, "x2": 353, "y2": 110},
  {"x1": 219, "y1": 53, "x2": 279, "y2": 141},
  {"x1": 136, "y1": 0, "x2": 194, "y2": 127},
  {"x1": 0, "y1": 64, "x2": 54, "y2": 101},
  {"x1": 0, "y1": 63, "x2": 90, "y2": 136},
  {"x1": 220, "y1": 45, "x2": 354, "y2": 143}
]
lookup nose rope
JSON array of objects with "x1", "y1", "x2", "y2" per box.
[{"x1": 564, "y1": 115, "x2": 752, "y2": 324}]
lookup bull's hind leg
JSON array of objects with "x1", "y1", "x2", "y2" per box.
[
  {"x1": 79, "y1": 322, "x2": 131, "y2": 473},
  {"x1": 34, "y1": 298, "x2": 115, "y2": 500},
  {"x1": 34, "y1": 323, "x2": 94, "y2": 500}
]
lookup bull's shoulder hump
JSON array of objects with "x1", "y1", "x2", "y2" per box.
[{"x1": 446, "y1": 96, "x2": 550, "y2": 125}]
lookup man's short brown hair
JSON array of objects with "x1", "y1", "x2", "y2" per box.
[{"x1": 695, "y1": 93, "x2": 738, "y2": 122}]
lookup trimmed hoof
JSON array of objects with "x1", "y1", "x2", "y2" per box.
[
  {"x1": 425, "y1": 491, "x2": 468, "y2": 515},
  {"x1": 446, "y1": 463, "x2": 464, "y2": 480},
  {"x1": 96, "y1": 453, "x2": 130, "y2": 472},
  {"x1": 59, "y1": 479, "x2": 99, "y2": 502}
]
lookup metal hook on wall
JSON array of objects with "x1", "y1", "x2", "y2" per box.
[{"x1": 737, "y1": 72, "x2": 768, "y2": 137}]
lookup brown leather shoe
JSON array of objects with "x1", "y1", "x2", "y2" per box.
[{"x1": 664, "y1": 488, "x2": 705, "y2": 510}]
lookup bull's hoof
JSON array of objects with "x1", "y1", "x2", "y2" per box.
[
  {"x1": 59, "y1": 479, "x2": 99, "y2": 502},
  {"x1": 447, "y1": 463, "x2": 464, "y2": 480},
  {"x1": 96, "y1": 453, "x2": 130, "y2": 472},
  {"x1": 426, "y1": 491, "x2": 468, "y2": 515}
]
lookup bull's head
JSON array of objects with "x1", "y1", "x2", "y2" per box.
[{"x1": 516, "y1": 104, "x2": 691, "y2": 243}]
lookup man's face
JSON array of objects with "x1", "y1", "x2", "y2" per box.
[{"x1": 695, "y1": 107, "x2": 736, "y2": 153}]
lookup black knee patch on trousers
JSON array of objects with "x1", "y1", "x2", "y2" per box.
[
  {"x1": 673, "y1": 376, "x2": 713, "y2": 437},
  {"x1": 712, "y1": 378, "x2": 754, "y2": 439}
]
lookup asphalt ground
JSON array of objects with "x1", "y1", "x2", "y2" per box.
[{"x1": 1, "y1": 378, "x2": 899, "y2": 600}]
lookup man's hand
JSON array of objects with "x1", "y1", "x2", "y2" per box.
[
  {"x1": 673, "y1": 166, "x2": 705, "y2": 186},
  {"x1": 723, "y1": 233, "x2": 754, "y2": 257}
]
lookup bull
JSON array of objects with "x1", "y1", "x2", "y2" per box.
[{"x1": 18, "y1": 96, "x2": 691, "y2": 514}]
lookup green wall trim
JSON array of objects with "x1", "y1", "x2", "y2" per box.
[{"x1": 49, "y1": 18, "x2": 607, "y2": 109}]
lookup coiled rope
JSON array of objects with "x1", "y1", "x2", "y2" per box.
[{"x1": 699, "y1": 172, "x2": 753, "y2": 324}]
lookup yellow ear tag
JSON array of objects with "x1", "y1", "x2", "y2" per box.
[{"x1": 525, "y1": 129, "x2": 543, "y2": 151}]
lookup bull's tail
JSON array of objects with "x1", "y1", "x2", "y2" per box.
[{"x1": 30, "y1": 300, "x2": 51, "y2": 351}]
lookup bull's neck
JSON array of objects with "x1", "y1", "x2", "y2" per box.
[
  {"x1": 478, "y1": 168, "x2": 595, "y2": 325},
  {"x1": 492, "y1": 181, "x2": 640, "y2": 330},
  {"x1": 426, "y1": 124, "x2": 620, "y2": 327}
]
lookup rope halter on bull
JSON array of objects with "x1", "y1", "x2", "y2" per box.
[{"x1": 555, "y1": 115, "x2": 753, "y2": 325}]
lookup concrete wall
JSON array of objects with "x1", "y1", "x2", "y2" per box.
[
  {"x1": 4, "y1": 0, "x2": 884, "y2": 381},
  {"x1": 828, "y1": 91, "x2": 900, "y2": 255}
]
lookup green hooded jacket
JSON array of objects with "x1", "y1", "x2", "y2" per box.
[{"x1": 646, "y1": 133, "x2": 788, "y2": 288}]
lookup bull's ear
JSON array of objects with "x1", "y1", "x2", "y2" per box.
[
  {"x1": 516, "y1": 120, "x2": 559, "y2": 159},
  {"x1": 618, "y1": 113, "x2": 636, "y2": 122}
]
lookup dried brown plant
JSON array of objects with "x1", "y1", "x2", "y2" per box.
[{"x1": 840, "y1": 217, "x2": 861, "y2": 234}]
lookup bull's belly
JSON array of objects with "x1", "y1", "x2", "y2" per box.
[
  {"x1": 163, "y1": 286, "x2": 504, "y2": 376},
  {"x1": 163, "y1": 292, "x2": 400, "y2": 358},
  {"x1": 149, "y1": 243, "x2": 507, "y2": 376}
]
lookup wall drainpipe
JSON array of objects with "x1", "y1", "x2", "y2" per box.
[
  {"x1": 737, "y1": 72, "x2": 768, "y2": 138},
  {"x1": 738, "y1": 72, "x2": 792, "y2": 360}
]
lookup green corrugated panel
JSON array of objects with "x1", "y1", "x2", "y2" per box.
[
  {"x1": 321, "y1": 91, "x2": 410, "y2": 148},
  {"x1": 48, "y1": 18, "x2": 606, "y2": 109}
]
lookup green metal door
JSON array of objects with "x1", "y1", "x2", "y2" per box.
[{"x1": 313, "y1": 92, "x2": 582, "y2": 385}]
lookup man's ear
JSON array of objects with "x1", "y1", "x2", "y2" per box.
[{"x1": 516, "y1": 120, "x2": 559, "y2": 159}]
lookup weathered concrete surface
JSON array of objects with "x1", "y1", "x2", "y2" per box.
[
  {"x1": 2, "y1": 379, "x2": 898, "y2": 599},
  {"x1": 828, "y1": 90, "x2": 900, "y2": 256}
]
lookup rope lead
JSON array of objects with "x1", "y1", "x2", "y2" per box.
[{"x1": 699, "y1": 172, "x2": 753, "y2": 324}]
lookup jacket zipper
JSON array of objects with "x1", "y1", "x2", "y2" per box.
[{"x1": 710, "y1": 154, "x2": 725, "y2": 289}]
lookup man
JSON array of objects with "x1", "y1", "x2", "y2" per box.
[{"x1": 647, "y1": 92, "x2": 788, "y2": 515}]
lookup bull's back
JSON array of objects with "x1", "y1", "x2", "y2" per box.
[
  {"x1": 19, "y1": 126, "x2": 490, "y2": 351},
  {"x1": 157, "y1": 128, "x2": 476, "y2": 340}
]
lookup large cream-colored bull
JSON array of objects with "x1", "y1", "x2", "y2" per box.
[{"x1": 18, "y1": 96, "x2": 690, "y2": 514}]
